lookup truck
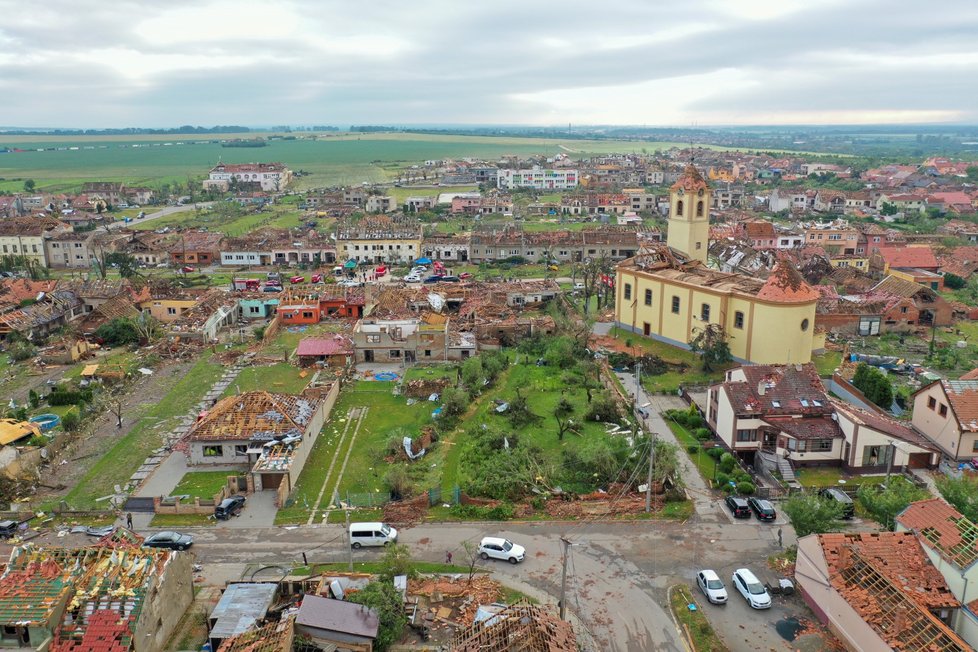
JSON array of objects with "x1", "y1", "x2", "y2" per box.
[{"x1": 232, "y1": 278, "x2": 260, "y2": 291}]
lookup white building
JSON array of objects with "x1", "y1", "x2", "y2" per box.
[
  {"x1": 497, "y1": 167, "x2": 578, "y2": 190},
  {"x1": 203, "y1": 163, "x2": 293, "y2": 192}
]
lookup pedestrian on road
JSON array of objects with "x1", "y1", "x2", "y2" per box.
[
  {"x1": 777, "y1": 528, "x2": 783, "y2": 549},
  {"x1": 445, "y1": 551, "x2": 453, "y2": 564},
  {"x1": 126, "y1": 513, "x2": 133, "y2": 529}
]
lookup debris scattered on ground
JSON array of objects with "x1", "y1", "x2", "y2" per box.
[{"x1": 383, "y1": 494, "x2": 428, "y2": 526}]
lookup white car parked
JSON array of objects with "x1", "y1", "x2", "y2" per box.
[
  {"x1": 403, "y1": 273, "x2": 422, "y2": 283},
  {"x1": 732, "y1": 568, "x2": 771, "y2": 609},
  {"x1": 478, "y1": 536, "x2": 525, "y2": 564},
  {"x1": 696, "y1": 569, "x2": 728, "y2": 605}
]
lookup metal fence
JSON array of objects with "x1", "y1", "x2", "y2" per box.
[{"x1": 427, "y1": 486, "x2": 461, "y2": 507}]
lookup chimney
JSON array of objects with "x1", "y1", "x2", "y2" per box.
[
  {"x1": 892, "y1": 606, "x2": 908, "y2": 635},
  {"x1": 757, "y1": 381, "x2": 766, "y2": 396}
]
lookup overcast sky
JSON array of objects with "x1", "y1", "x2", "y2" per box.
[{"x1": 1, "y1": 0, "x2": 977, "y2": 128}]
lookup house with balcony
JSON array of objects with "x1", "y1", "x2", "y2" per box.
[{"x1": 352, "y1": 312, "x2": 452, "y2": 363}]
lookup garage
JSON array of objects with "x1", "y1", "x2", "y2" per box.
[
  {"x1": 261, "y1": 473, "x2": 284, "y2": 490},
  {"x1": 907, "y1": 452, "x2": 932, "y2": 469}
]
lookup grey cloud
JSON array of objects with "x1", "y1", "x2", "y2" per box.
[{"x1": 0, "y1": 0, "x2": 976, "y2": 126}]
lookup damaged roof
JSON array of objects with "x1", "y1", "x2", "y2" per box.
[
  {"x1": 817, "y1": 532, "x2": 968, "y2": 651},
  {"x1": 896, "y1": 498, "x2": 978, "y2": 571},
  {"x1": 721, "y1": 364, "x2": 831, "y2": 416},
  {"x1": 186, "y1": 391, "x2": 323, "y2": 442}
]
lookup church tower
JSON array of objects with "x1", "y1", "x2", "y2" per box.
[{"x1": 667, "y1": 164, "x2": 711, "y2": 264}]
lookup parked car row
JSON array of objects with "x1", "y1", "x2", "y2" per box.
[
  {"x1": 697, "y1": 567, "x2": 772, "y2": 609},
  {"x1": 724, "y1": 495, "x2": 777, "y2": 522},
  {"x1": 347, "y1": 522, "x2": 526, "y2": 565}
]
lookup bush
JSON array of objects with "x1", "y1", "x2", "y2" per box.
[
  {"x1": 734, "y1": 471, "x2": 751, "y2": 484},
  {"x1": 385, "y1": 467, "x2": 412, "y2": 500},
  {"x1": 252, "y1": 325, "x2": 266, "y2": 341},
  {"x1": 719, "y1": 453, "x2": 736, "y2": 474},
  {"x1": 686, "y1": 414, "x2": 703, "y2": 429},
  {"x1": 8, "y1": 341, "x2": 35, "y2": 362},
  {"x1": 687, "y1": 445, "x2": 698, "y2": 454},
  {"x1": 944, "y1": 273, "x2": 966, "y2": 290},
  {"x1": 584, "y1": 392, "x2": 621, "y2": 422},
  {"x1": 715, "y1": 472, "x2": 730, "y2": 487},
  {"x1": 61, "y1": 411, "x2": 81, "y2": 432},
  {"x1": 27, "y1": 389, "x2": 39, "y2": 409},
  {"x1": 736, "y1": 482, "x2": 756, "y2": 495},
  {"x1": 721, "y1": 483, "x2": 735, "y2": 494},
  {"x1": 706, "y1": 447, "x2": 724, "y2": 461},
  {"x1": 94, "y1": 318, "x2": 140, "y2": 346},
  {"x1": 451, "y1": 503, "x2": 515, "y2": 520},
  {"x1": 440, "y1": 387, "x2": 469, "y2": 419},
  {"x1": 694, "y1": 427, "x2": 711, "y2": 441}
]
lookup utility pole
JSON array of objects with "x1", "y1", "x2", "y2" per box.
[
  {"x1": 559, "y1": 537, "x2": 571, "y2": 621},
  {"x1": 345, "y1": 509, "x2": 353, "y2": 571},
  {"x1": 645, "y1": 435, "x2": 656, "y2": 513},
  {"x1": 884, "y1": 440, "x2": 895, "y2": 487}
]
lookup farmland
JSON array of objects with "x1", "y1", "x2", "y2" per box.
[{"x1": 0, "y1": 131, "x2": 734, "y2": 194}]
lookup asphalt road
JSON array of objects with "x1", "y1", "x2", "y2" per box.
[
  {"x1": 106, "y1": 202, "x2": 215, "y2": 230},
  {"x1": 27, "y1": 513, "x2": 805, "y2": 652}
]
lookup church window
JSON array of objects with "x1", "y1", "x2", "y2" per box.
[
  {"x1": 676, "y1": 200, "x2": 683, "y2": 216},
  {"x1": 644, "y1": 289, "x2": 652, "y2": 306},
  {"x1": 801, "y1": 318, "x2": 810, "y2": 331},
  {"x1": 701, "y1": 304, "x2": 710, "y2": 322},
  {"x1": 623, "y1": 283, "x2": 632, "y2": 300},
  {"x1": 734, "y1": 311, "x2": 744, "y2": 329},
  {"x1": 696, "y1": 201, "x2": 704, "y2": 217},
  {"x1": 671, "y1": 296, "x2": 680, "y2": 314}
]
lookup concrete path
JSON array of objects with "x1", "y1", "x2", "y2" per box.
[{"x1": 106, "y1": 202, "x2": 215, "y2": 230}]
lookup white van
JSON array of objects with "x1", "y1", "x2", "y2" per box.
[{"x1": 349, "y1": 522, "x2": 398, "y2": 548}]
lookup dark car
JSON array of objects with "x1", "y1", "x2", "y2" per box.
[
  {"x1": 725, "y1": 496, "x2": 751, "y2": 519},
  {"x1": 143, "y1": 531, "x2": 193, "y2": 550},
  {"x1": 820, "y1": 488, "x2": 855, "y2": 519},
  {"x1": 747, "y1": 497, "x2": 777, "y2": 522},
  {"x1": 215, "y1": 495, "x2": 247, "y2": 520},
  {"x1": 0, "y1": 520, "x2": 18, "y2": 539},
  {"x1": 439, "y1": 276, "x2": 460, "y2": 283},
  {"x1": 423, "y1": 275, "x2": 444, "y2": 284}
]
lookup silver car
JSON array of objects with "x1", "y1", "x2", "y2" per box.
[{"x1": 696, "y1": 569, "x2": 728, "y2": 604}]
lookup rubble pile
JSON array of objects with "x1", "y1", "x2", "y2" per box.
[
  {"x1": 411, "y1": 575, "x2": 502, "y2": 626},
  {"x1": 383, "y1": 494, "x2": 428, "y2": 526},
  {"x1": 404, "y1": 378, "x2": 451, "y2": 399}
]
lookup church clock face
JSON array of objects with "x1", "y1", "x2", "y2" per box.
[
  {"x1": 677, "y1": 189, "x2": 684, "y2": 196},
  {"x1": 698, "y1": 189, "x2": 704, "y2": 197}
]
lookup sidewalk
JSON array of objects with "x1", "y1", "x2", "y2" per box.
[{"x1": 617, "y1": 370, "x2": 720, "y2": 522}]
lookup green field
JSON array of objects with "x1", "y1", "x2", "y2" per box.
[{"x1": 0, "y1": 131, "x2": 735, "y2": 193}]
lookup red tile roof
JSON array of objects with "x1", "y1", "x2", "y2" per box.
[
  {"x1": 896, "y1": 498, "x2": 978, "y2": 570},
  {"x1": 943, "y1": 380, "x2": 978, "y2": 432},
  {"x1": 756, "y1": 263, "x2": 819, "y2": 302},
  {"x1": 670, "y1": 164, "x2": 709, "y2": 193},
  {"x1": 875, "y1": 246, "x2": 938, "y2": 269},
  {"x1": 296, "y1": 335, "x2": 352, "y2": 357},
  {"x1": 763, "y1": 416, "x2": 841, "y2": 440},
  {"x1": 743, "y1": 221, "x2": 776, "y2": 239},
  {"x1": 721, "y1": 363, "x2": 831, "y2": 416}
]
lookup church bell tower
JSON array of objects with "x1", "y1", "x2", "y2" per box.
[{"x1": 667, "y1": 164, "x2": 711, "y2": 264}]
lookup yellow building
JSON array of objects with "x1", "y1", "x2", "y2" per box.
[
  {"x1": 140, "y1": 297, "x2": 201, "y2": 323},
  {"x1": 616, "y1": 166, "x2": 820, "y2": 365},
  {"x1": 667, "y1": 165, "x2": 711, "y2": 264},
  {"x1": 0, "y1": 217, "x2": 70, "y2": 268}
]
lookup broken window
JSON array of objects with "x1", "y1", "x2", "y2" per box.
[{"x1": 203, "y1": 445, "x2": 224, "y2": 457}]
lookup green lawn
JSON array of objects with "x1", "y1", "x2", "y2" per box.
[
  {"x1": 670, "y1": 584, "x2": 728, "y2": 652},
  {"x1": 275, "y1": 384, "x2": 437, "y2": 524},
  {"x1": 222, "y1": 363, "x2": 310, "y2": 397},
  {"x1": 150, "y1": 513, "x2": 213, "y2": 528},
  {"x1": 794, "y1": 467, "x2": 873, "y2": 490},
  {"x1": 402, "y1": 365, "x2": 458, "y2": 383},
  {"x1": 63, "y1": 353, "x2": 226, "y2": 509},
  {"x1": 606, "y1": 327, "x2": 730, "y2": 392},
  {"x1": 267, "y1": 321, "x2": 346, "y2": 354},
  {"x1": 665, "y1": 421, "x2": 720, "y2": 485},
  {"x1": 813, "y1": 351, "x2": 843, "y2": 377},
  {"x1": 171, "y1": 471, "x2": 240, "y2": 501}
]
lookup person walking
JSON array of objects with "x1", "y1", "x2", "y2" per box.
[
  {"x1": 445, "y1": 551, "x2": 453, "y2": 564},
  {"x1": 777, "y1": 527, "x2": 783, "y2": 549},
  {"x1": 126, "y1": 513, "x2": 133, "y2": 530}
]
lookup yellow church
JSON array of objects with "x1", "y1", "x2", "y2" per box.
[{"x1": 614, "y1": 165, "x2": 821, "y2": 365}]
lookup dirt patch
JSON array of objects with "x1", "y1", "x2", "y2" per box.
[
  {"x1": 410, "y1": 575, "x2": 502, "y2": 629},
  {"x1": 404, "y1": 378, "x2": 451, "y2": 399},
  {"x1": 31, "y1": 361, "x2": 193, "y2": 503},
  {"x1": 545, "y1": 490, "x2": 663, "y2": 518},
  {"x1": 383, "y1": 494, "x2": 429, "y2": 527}
]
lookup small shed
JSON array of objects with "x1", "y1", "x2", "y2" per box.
[
  {"x1": 296, "y1": 335, "x2": 354, "y2": 368},
  {"x1": 295, "y1": 594, "x2": 379, "y2": 651},
  {"x1": 208, "y1": 582, "x2": 279, "y2": 651}
]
